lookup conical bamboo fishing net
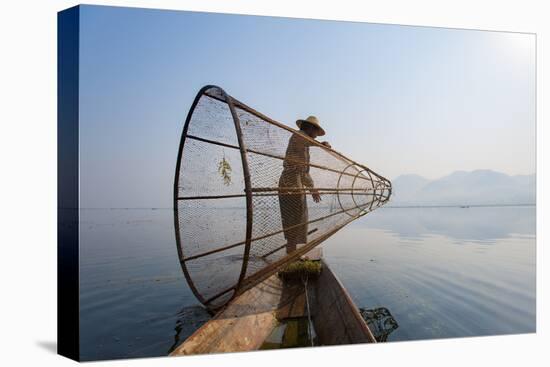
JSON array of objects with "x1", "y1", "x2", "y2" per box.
[{"x1": 174, "y1": 85, "x2": 392, "y2": 310}]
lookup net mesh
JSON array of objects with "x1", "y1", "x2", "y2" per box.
[{"x1": 174, "y1": 86, "x2": 392, "y2": 310}]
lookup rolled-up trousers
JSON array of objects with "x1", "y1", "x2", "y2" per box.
[{"x1": 278, "y1": 169, "x2": 308, "y2": 253}]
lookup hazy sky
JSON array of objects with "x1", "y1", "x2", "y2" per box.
[{"x1": 78, "y1": 5, "x2": 535, "y2": 208}]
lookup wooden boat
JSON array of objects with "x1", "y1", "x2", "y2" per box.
[{"x1": 170, "y1": 248, "x2": 376, "y2": 355}]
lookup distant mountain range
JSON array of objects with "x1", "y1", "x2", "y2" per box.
[{"x1": 390, "y1": 170, "x2": 535, "y2": 206}]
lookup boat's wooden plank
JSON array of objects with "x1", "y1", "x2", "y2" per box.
[
  {"x1": 276, "y1": 247, "x2": 321, "y2": 319},
  {"x1": 302, "y1": 247, "x2": 323, "y2": 261},
  {"x1": 312, "y1": 260, "x2": 376, "y2": 345},
  {"x1": 170, "y1": 274, "x2": 283, "y2": 355},
  {"x1": 170, "y1": 257, "x2": 376, "y2": 356},
  {"x1": 276, "y1": 282, "x2": 307, "y2": 319}
]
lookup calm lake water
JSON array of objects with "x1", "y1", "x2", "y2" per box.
[{"x1": 79, "y1": 206, "x2": 536, "y2": 360}]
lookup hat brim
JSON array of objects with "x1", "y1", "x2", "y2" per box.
[{"x1": 296, "y1": 119, "x2": 326, "y2": 136}]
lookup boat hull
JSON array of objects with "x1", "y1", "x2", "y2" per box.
[{"x1": 170, "y1": 258, "x2": 376, "y2": 356}]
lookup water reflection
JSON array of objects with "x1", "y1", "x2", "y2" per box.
[
  {"x1": 167, "y1": 305, "x2": 211, "y2": 354},
  {"x1": 323, "y1": 205, "x2": 536, "y2": 342},
  {"x1": 79, "y1": 206, "x2": 536, "y2": 359},
  {"x1": 359, "y1": 206, "x2": 535, "y2": 243}
]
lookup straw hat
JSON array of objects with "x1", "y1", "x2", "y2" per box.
[{"x1": 296, "y1": 115, "x2": 326, "y2": 136}]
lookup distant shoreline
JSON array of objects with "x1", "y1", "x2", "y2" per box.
[
  {"x1": 71, "y1": 203, "x2": 536, "y2": 210},
  {"x1": 384, "y1": 203, "x2": 535, "y2": 209}
]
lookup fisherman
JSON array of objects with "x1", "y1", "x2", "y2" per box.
[{"x1": 278, "y1": 116, "x2": 331, "y2": 254}]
